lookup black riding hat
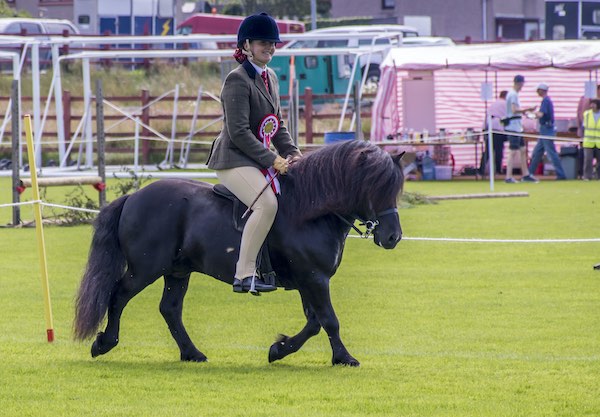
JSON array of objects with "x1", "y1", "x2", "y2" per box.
[{"x1": 237, "y1": 13, "x2": 281, "y2": 47}]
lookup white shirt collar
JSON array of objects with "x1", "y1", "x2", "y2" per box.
[{"x1": 249, "y1": 60, "x2": 267, "y2": 75}]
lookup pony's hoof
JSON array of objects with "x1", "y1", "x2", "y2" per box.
[
  {"x1": 268, "y1": 334, "x2": 290, "y2": 363},
  {"x1": 180, "y1": 351, "x2": 208, "y2": 362},
  {"x1": 332, "y1": 355, "x2": 360, "y2": 367},
  {"x1": 90, "y1": 332, "x2": 118, "y2": 358}
]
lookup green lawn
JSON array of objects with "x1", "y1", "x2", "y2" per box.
[{"x1": 0, "y1": 177, "x2": 599, "y2": 416}]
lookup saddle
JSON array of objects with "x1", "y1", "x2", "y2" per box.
[{"x1": 212, "y1": 183, "x2": 279, "y2": 288}]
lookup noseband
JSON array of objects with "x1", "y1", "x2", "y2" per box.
[{"x1": 335, "y1": 208, "x2": 398, "y2": 239}]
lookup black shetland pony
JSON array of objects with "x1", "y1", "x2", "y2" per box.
[{"x1": 74, "y1": 140, "x2": 404, "y2": 366}]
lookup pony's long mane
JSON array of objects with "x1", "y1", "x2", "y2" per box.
[{"x1": 280, "y1": 140, "x2": 404, "y2": 222}]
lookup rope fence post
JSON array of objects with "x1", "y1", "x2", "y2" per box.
[{"x1": 24, "y1": 114, "x2": 54, "y2": 343}]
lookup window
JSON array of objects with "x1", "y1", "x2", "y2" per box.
[
  {"x1": 45, "y1": 23, "x2": 77, "y2": 35},
  {"x1": 583, "y1": 30, "x2": 600, "y2": 40},
  {"x1": 359, "y1": 38, "x2": 391, "y2": 46},
  {"x1": 176, "y1": 25, "x2": 192, "y2": 35},
  {"x1": 21, "y1": 22, "x2": 43, "y2": 35},
  {"x1": 304, "y1": 56, "x2": 318, "y2": 69},
  {"x1": 593, "y1": 9, "x2": 600, "y2": 24},
  {"x1": 319, "y1": 39, "x2": 348, "y2": 47},
  {"x1": 2, "y1": 23, "x2": 21, "y2": 34},
  {"x1": 288, "y1": 40, "x2": 318, "y2": 49},
  {"x1": 382, "y1": 0, "x2": 395, "y2": 9},
  {"x1": 78, "y1": 15, "x2": 90, "y2": 25}
]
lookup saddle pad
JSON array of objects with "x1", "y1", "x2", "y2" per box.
[{"x1": 212, "y1": 184, "x2": 248, "y2": 232}]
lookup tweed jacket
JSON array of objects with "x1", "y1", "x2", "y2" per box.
[{"x1": 207, "y1": 60, "x2": 301, "y2": 170}]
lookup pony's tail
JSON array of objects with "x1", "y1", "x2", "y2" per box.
[{"x1": 74, "y1": 195, "x2": 129, "y2": 340}]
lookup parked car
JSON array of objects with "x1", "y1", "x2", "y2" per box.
[{"x1": 282, "y1": 24, "x2": 419, "y2": 82}]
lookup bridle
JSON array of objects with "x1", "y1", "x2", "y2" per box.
[{"x1": 334, "y1": 207, "x2": 398, "y2": 239}]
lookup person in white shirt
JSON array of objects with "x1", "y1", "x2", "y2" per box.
[{"x1": 504, "y1": 75, "x2": 537, "y2": 183}]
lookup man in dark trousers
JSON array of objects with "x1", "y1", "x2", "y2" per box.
[
  {"x1": 481, "y1": 90, "x2": 508, "y2": 175},
  {"x1": 527, "y1": 83, "x2": 566, "y2": 181}
]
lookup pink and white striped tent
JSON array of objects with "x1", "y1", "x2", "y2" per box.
[{"x1": 371, "y1": 40, "x2": 600, "y2": 171}]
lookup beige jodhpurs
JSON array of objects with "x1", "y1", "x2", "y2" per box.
[{"x1": 216, "y1": 166, "x2": 278, "y2": 279}]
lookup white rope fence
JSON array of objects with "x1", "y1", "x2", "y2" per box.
[
  {"x1": 402, "y1": 236, "x2": 600, "y2": 243},
  {"x1": 0, "y1": 200, "x2": 43, "y2": 208},
  {"x1": 348, "y1": 235, "x2": 600, "y2": 243},
  {"x1": 2, "y1": 200, "x2": 597, "y2": 243},
  {"x1": 0, "y1": 200, "x2": 100, "y2": 214},
  {"x1": 378, "y1": 129, "x2": 583, "y2": 146}
]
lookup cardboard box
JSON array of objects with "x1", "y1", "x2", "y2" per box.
[{"x1": 434, "y1": 165, "x2": 452, "y2": 180}]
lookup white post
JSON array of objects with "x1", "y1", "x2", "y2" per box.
[
  {"x1": 168, "y1": 84, "x2": 180, "y2": 167},
  {"x1": 18, "y1": 45, "x2": 28, "y2": 168},
  {"x1": 134, "y1": 116, "x2": 140, "y2": 174},
  {"x1": 13, "y1": 54, "x2": 22, "y2": 168},
  {"x1": 482, "y1": 0, "x2": 487, "y2": 41},
  {"x1": 32, "y1": 42, "x2": 42, "y2": 167},
  {"x1": 487, "y1": 113, "x2": 494, "y2": 192},
  {"x1": 82, "y1": 58, "x2": 94, "y2": 168},
  {"x1": 310, "y1": 0, "x2": 317, "y2": 30},
  {"x1": 181, "y1": 86, "x2": 202, "y2": 168},
  {"x1": 338, "y1": 55, "x2": 360, "y2": 132},
  {"x1": 481, "y1": 79, "x2": 494, "y2": 191},
  {"x1": 351, "y1": 49, "x2": 376, "y2": 131},
  {"x1": 1, "y1": 55, "x2": 21, "y2": 146},
  {"x1": 578, "y1": 0, "x2": 583, "y2": 38},
  {"x1": 52, "y1": 44, "x2": 66, "y2": 166}
]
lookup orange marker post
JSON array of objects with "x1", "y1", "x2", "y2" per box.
[{"x1": 23, "y1": 114, "x2": 54, "y2": 342}]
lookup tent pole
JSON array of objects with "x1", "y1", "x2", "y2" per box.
[{"x1": 485, "y1": 71, "x2": 494, "y2": 192}]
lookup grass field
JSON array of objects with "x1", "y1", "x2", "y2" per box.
[{"x1": 1, "y1": 177, "x2": 599, "y2": 416}]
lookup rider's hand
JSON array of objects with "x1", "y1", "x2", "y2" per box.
[{"x1": 273, "y1": 155, "x2": 289, "y2": 175}]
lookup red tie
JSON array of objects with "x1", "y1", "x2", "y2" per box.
[{"x1": 261, "y1": 71, "x2": 270, "y2": 93}]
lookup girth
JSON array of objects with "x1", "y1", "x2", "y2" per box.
[{"x1": 212, "y1": 183, "x2": 280, "y2": 288}]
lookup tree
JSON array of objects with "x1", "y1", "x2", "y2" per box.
[
  {"x1": 0, "y1": 0, "x2": 30, "y2": 17},
  {"x1": 317, "y1": 0, "x2": 331, "y2": 16},
  {"x1": 222, "y1": 3, "x2": 244, "y2": 16},
  {"x1": 239, "y1": 0, "x2": 331, "y2": 19}
]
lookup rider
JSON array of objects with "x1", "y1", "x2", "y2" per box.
[{"x1": 207, "y1": 13, "x2": 302, "y2": 295}]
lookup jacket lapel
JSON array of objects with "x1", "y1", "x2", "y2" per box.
[
  {"x1": 255, "y1": 75, "x2": 276, "y2": 108},
  {"x1": 242, "y1": 60, "x2": 276, "y2": 109}
]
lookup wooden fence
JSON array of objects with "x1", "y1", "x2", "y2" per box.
[{"x1": 0, "y1": 88, "x2": 374, "y2": 164}]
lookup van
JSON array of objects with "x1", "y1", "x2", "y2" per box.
[
  {"x1": 0, "y1": 18, "x2": 79, "y2": 37},
  {"x1": 176, "y1": 13, "x2": 305, "y2": 49},
  {"x1": 0, "y1": 18, "x2": 79, "y2": 68},
  {"x1": 282, "y1": 25, "x2": 419, "y2": 82}
]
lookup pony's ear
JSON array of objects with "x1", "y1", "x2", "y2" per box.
[{"x1": 392, "y1": 151, "x2": 406, "y2": 165}]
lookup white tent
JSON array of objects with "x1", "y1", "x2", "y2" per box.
[
  {"x1": 379, "y1": 40, "x2": 600, "y2": 71},
  {"x1": 371, "y1": 40, "x2": 600, "y2": 171}
]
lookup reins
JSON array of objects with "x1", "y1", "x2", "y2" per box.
[{"x1": 334, "y1": 208, "x2": 398, "y2": 239}]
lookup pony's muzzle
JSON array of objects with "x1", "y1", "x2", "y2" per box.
[{"x1": 374, "y1": 230, "x2": 401, "y2": 249}]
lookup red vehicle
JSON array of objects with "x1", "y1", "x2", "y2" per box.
[{"x1": 176, "y1": 13, "x2": 305, "y2": 48}]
